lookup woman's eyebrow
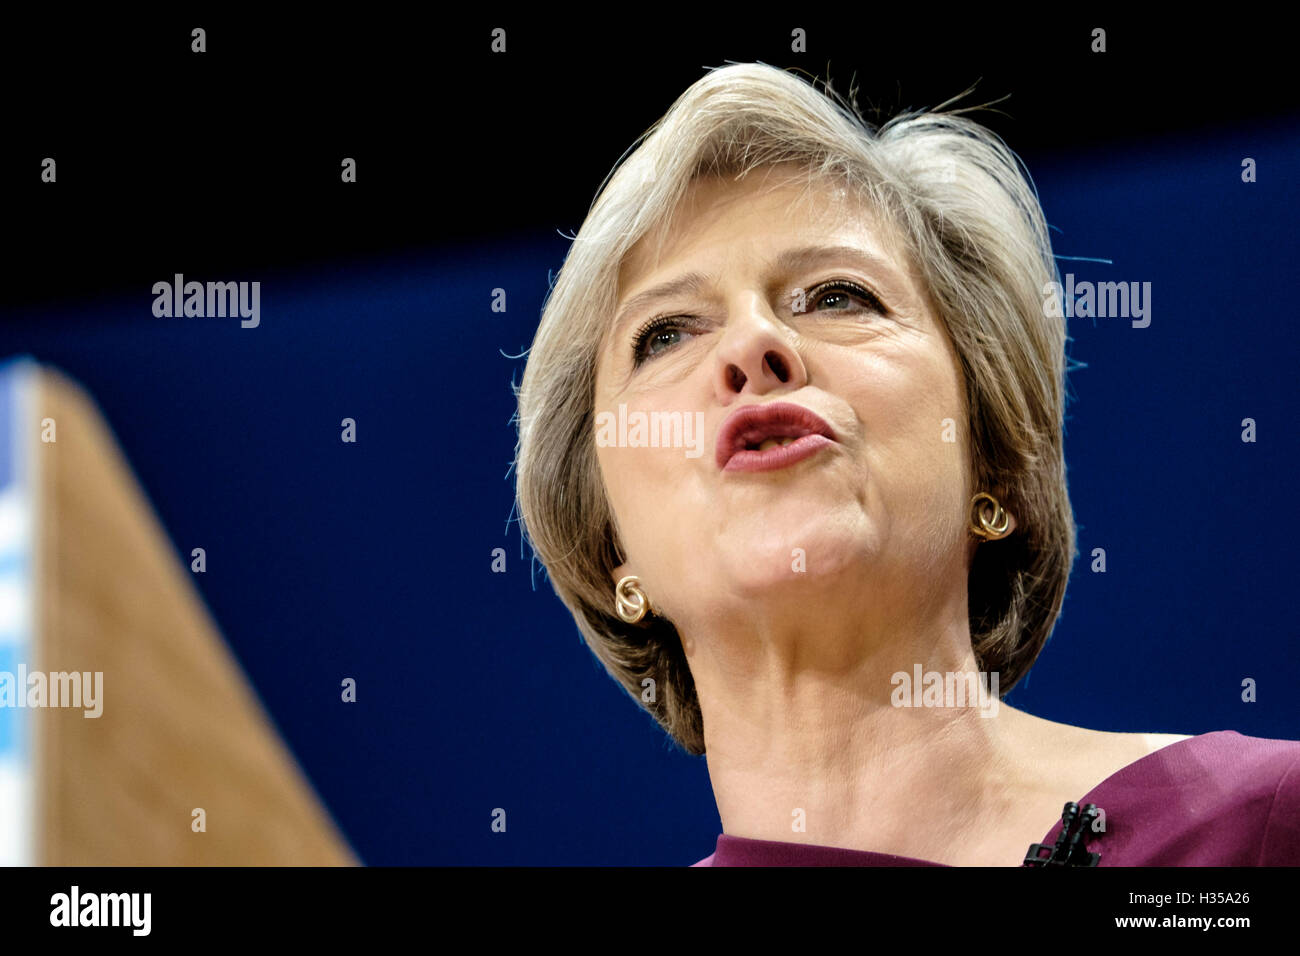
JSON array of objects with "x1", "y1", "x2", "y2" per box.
[
  {"x1": 610, "y1": 244, "x2": 904, "y2": 343},
  {"x1": 771, "y1": 244, "x2": 901, "y2": 286},
  {"x1": 612, "y1": 271, "x2": 714, "y2": 340}
]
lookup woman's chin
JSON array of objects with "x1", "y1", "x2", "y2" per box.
[{"x1": 711, "y1": 539, "x2": 868, "y2": 596}]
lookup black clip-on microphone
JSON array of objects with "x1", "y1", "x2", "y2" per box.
[{"x1": 1023, "y1": 801, "x2": 1102, "y2": 867}]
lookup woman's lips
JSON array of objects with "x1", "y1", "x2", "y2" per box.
[
  {"x1": 722, "y1": 433, "x2": 836, "y2": 472},
  {"x1": 715, "y1": 401, "x2": 837, "y2": 473}
]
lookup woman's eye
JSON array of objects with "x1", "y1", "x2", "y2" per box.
[
  {"x1": 646, "y1": 327, "x2": 682, "y2": 356},
  {"x1": 807, "y1": 280, "x2": 886, "y2": 314},
  {"x1": 629, "y1": 281, "x2": 886, "y2": 366},
  {"x1": 632, "y1": 317, "x2": 692, "y2": 365}
]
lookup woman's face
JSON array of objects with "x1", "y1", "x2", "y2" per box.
[{"x1": 593, "y1": 167, "x2": 994, "y2": 639}]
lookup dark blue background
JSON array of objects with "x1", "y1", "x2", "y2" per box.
[{"x1": 2, "y1": 118, "x2": 1297, "y2": 865}]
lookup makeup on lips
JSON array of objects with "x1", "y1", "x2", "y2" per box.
[{"x1": 715, "y1": 401, "x2": 838, "y2": 473}]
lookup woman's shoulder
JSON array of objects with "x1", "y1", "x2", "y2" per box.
[
  {"x1": 1090, "y1": 729, "x2": 1300, "y2": 865},
  {"x1": 1157, "y1": 728, "x2": 1300, "y2": 777}
]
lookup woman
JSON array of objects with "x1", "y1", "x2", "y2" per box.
[{"x1": 512, "y1": 63, "x2": 1299, "y2": 866}]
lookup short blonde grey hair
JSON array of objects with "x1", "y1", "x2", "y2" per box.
[{"x1": 513, "y1": 63, "x2": 1075, "y2": 756}]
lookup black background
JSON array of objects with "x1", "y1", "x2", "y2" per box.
[{"x1": 4, "y1": 11, "x2": 1296, "y2": 310}]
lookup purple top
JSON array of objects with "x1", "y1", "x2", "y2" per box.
[{"x1": 690, "y1": 730, "x2": 1300, "y2": 866}]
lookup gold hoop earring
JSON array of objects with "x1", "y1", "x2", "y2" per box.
[
  {"x1": 614, "y1": 575, "x2": 651, "y2": 624},
  {"x1": 970, "y1": 492, "x2": 1011, "y2": 540}
]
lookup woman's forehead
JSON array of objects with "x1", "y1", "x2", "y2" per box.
[{"x1": 618, "y1": 172, "x2": 908, "y2": 294}]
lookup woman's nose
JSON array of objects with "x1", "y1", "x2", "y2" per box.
[{"x1": 712, "y1": 294, "x2": 808, "y2": 398}]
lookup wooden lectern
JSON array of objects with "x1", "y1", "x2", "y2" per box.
[{"x1": 0, "y1": 360, "x2": 356, "y2": 865}]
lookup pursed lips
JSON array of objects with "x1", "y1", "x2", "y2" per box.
[{"x1": 715, "y1": 401, "x2": 838, "y2": 472}]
